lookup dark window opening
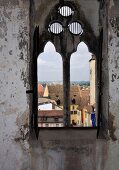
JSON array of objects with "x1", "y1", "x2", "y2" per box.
[
  {"x1": 71, "y1": 119, "x2": 77, "y2": 126},
  {"x1": 72, "y1": 105, "x2": 75, "y2": 110},
  {"x1": 72, "y1": 97, "x2": 76, "y2": 104},
  {"x1": 55, "y1": 117, "x2": 59, "y2": 122},
  {"x1": 56, "y1": 124, "x2": 59, "y2": 127},
  {"x1": 56, "y1": 97, "x2": 61, "y2": 105}
]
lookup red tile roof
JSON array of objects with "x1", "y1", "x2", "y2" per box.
[
  {"x1": 38, "y1": 84, "x2": 44, "y2": 97},
  {"x1": 45, "y1": 84, "x2": 81, "y2": 105},
  {"x1": 38, "y1": 110, "x2": 63, "y2": 117},
  {"x1": 80, "y1": 89, "x2": 90, "y2": 108},
  {"x1": 38, "y1": 97, "x2": 56, "y2": 104}
]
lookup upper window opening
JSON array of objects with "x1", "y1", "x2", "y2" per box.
[
  {"x1": 48, "y1": 21, "x2": 83, "y2": 35},
  {"x1": 69, "y1": 22, "x2": 83, "y2": 35},
  {"x1": 58, "y1": 6, "x2": 74, "y2": 17},
  {"x1": 48, "y1": 22, "x2": 63, "y2": 34}
]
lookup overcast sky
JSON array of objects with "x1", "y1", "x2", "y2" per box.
[{"x1": 37, "y1": 41, "x2": 92, "y2": 82}]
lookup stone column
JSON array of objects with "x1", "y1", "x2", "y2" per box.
[{"x1": 63, "y1": 57, "x2": 70, "y2": 126}]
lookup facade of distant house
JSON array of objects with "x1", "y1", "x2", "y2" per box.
[
  {"x1": 70, "y1": 104, "x2": 79, "y2": 110},
  {"x1": 38, "y1": 97, "x2": 62, "y2": 110},
  {"x1": 70, "y1": 110, "x2": 82, "y2": 126},
  {"x1": 70, "y1": 96, "x2": 81, "y2": 126},
  {"x1": 38, "y1": 98, "x2": 55, "y2": 110},
  {"x1": 43, "y1": 85, "x2": 49, "y2": 97},
  {"x1": 82, "y1": 104, "x2": 96, "y2": 127},
  {"x1": 38, "y1": 110, "x2": 64, "y2": 127},
  {"x1": 38, "y1": 103, "x2": 53, "y2": 110},
  {"x1": 81, "y1": 108, "x2": 91, "y2": 127}
]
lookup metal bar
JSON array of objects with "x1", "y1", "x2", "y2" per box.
[
  {"x1": 26, "y1": 90, "x2": 33, "y2": 93},
  {"x1": 77, "y1": 22, "x2": 78, "y2": 34},
  {"x1": 56, "y1": 23, "x2": 58, "y2": 34}
]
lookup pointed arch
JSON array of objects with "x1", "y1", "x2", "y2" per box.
[
  {"x1": 70, "y1": 41, "x2": 97, "y2": 127},
  {"x1": 70, "y1": 42, "x2": 92, "y2": 81},
  {"x1": 37, "y1": 41, "x2": 63, "y2": 82}
]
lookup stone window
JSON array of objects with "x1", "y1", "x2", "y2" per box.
[{"x1": 31, "y1": 1, "x2": 100, "y2": 137}]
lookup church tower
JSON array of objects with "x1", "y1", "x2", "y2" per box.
[{"x1": 89, "y1": 54, "x2": 96, "y2": 105}]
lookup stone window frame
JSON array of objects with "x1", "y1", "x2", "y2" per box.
[{"x1": 30, "y1": 1, "x2": 102, "y2": 138}]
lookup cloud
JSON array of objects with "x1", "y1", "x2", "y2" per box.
[
  {"x1": 37, "y1": 41, "x2": 92, "y2": 81},
  {"x1": 70, "y1": 42, "x2": 92, "y2": 81},
  {"x1": 38, "y1": 42, "x2": 63, "y2": 81},
  {"x1": 38, "y1": 58, "x2": 47, "y2": 65}
]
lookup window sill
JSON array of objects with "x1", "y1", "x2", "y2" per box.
[{"x1": 38, "y1": 127, "x2": 97, "y2": 140}]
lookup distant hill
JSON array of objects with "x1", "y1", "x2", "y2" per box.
[
  {"x1": 71, "y1": 81, "x2": 90, "y2": 86},
  {"x1": 39, "y1": 81, "x2": 90, "y2": 87}
]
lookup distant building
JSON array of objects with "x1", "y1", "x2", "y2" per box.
[
  {"x1": 82, "y1": 109, "x2": 91, "y2": 127},
  {"x1": 82, "y1": 105, "x2": 93, "y2": 127},
  {"x1": 38, "y1": 103, "x2": 53, "y2": 110},
  {"x1": 70, "y1": 110, "x2": 82, "y2": 126},
  {"x1": 38, "y1": 110, "x2": 64, "y2": 127},
  {"x1": 70, "y1": 95, "x2": 81, "y2": 126},
  {"x1": 89, "y1": 54, "x2": 96, "y2": 105},
  {"x1": 42, "y1": 84, "x2": 95, "y2": 127},
  {"x1": 38, "y1": 97, "x2": 59, "y2": 110}
]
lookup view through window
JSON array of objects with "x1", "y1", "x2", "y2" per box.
[
  {"x1": 37, "y1": 41, "x2": 96, "y2": 128},
  {"x1": 70, "y1": 42, "x2": 96, "y2": 127},
  {"x1": 37, "y1": 42, "x2": 63, "y2": 127}
]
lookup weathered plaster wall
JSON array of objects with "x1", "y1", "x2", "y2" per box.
[
  {"x1": 96, "y1": 1, "x2": 119, "y2": 170},
  {"x1": 104, "y1": 0, "x2": 119, "y2": 169},
  {"x1": 30, "y1": 129, "x2": 97, "y2": 170},
  {"x1": 108, "y1": 0, "x2": 119, "y2": 141},
  {"x1": 99, "y1": 0, "x2": 109, "y2": 136},
  {"x1": 78, "y1": 0, "x2": 99, "y2": 37},
  {"x1": 0, "y1": 1, "x2": 30, "y2": 170}
]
